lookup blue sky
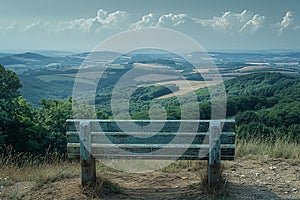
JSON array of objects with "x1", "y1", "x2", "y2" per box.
[{"x1": 1, "y1": 0, "x2": 300, "y2": 52}]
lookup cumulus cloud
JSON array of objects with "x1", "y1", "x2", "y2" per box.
[
  {"x1": 57, "y1": 9, "x2": 268, "y2": 35},
  {"x1": 59, "y1": 9, "x2": 129, "y2": 32},
  {"x1": 240, "y1": 14, "x2": 265, "y2": 33},
  {"x1": 129, "y1": 13, "x2": 156, "y2": 29},
  {"x1": 96, "y1": 9, "x2": 128, "y2": 26},
  {"x1": 59, "y1": 18, "x2": 93, "y2": 32},
  {"x1": 196, "y1": 10, "x2": 265, "y2": 34},
  {"x1": 23, "y1": 21, "x2": 48, "y2": 32},
  {"x1": 128, "y1": 12, "x2": 192, "y2": 30},
  {"x1": 277, "y1": 11, "x2": 299, "y2": 35},
  {"x1": 157, "y1": 13, "x2": 188, "y2": 27},
  {"x1": 0, "y1": 9, "x2": 273, "y2": 39}
]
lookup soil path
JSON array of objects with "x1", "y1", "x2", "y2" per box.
[{"x1": 1, "y1": 157, "x2": 299, "y2": 200}]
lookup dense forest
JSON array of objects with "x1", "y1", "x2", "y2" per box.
[{"x1": 0, "y1": 64, "x2": 299, "y2": 155}]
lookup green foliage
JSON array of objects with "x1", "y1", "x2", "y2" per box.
[
  {"x1": 1, "y1": 62, "x2": 300, "y2": 157},
  {"x1": 131, "y1": 84, "x2": 178, "y2": 102},
  {"x1": 0, "y1": 65, "x2": 22, "y2": 149},
  {"x1": 148, "y1": 72, "x2": 300, "y2": 143},
  {"x1": 0, "y1": 130, "x2": 5, "y2": 147},
  {"x1": 19, "y1": 69, "x2": 74, "y2": 107},
  {"x1": 37, "y1": 98, "x2": 73, "y2": 153},
  {"x1": 5, "y1": 96, "x2": 46, "y2": 153},
  {"x1": 0, "y1": 64, "x2": 49, "y2": 153},
  {"x1": 0, "y1": 65, "x2": 22, "y2": 100},
  {"x1": 228, "y1": 73, "x2": 300, "y2": 143}
]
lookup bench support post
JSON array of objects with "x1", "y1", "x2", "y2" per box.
[
  {"x1": 208, "y1": 122, "x2": 221, "y2": 187},
  {"x1": 80, "y1": 121, "x2": 96, "y2": 186}
]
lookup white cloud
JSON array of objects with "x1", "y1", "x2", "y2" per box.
[
  {"x1": 3, "y1": 23, "x2": 18, "y2": 32},
  {"x1": 59, "y1": 9, "x2": 129, "y2": 32},
  {"x1": 59, "y1": 18, "x2": 92, "y2": 32},
  {"x1": 129, "y1": 13, "x2": 189, "y2": 30},
  {"x1": 129, "y1": 13, "x2": 156, "y2": 29},
  {"x1": 197, "y1": 10, "x2": 265, "y2": 34},
  {"x1": 23, "y1": 21, "x2": 48, "y2": 32},
  {"x1": 157, "y1": 13, "x2": 188, "y2": 27},
  {"x1": 277, "y1": 11, "x2": 299, "y2": 35},
  {"x1": 241, "y1": 14, "x2": 265, "y2": 33},
  {"x1": 97, "y1": 9, "x2": 127, "y2": 25},
  {"x1": 57, "y1": 9, "x2": 267, "y2": 35}
]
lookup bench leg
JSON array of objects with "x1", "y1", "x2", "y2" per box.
[
  {"x1": 208, "y1": 122, "x2": 221, "y2": 187},
  {"x1": 81, "y1": 154, "x2": 96, "y2": 186},
  {"x1": 80, "y1": 121, "x2": 96, "y2": 186}
]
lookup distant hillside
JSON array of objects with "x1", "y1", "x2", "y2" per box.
[
  {"x1": 225, "y1": 72, "x2": 300, "y2": 100},
  {"x1": 0, "y1": 52, "x2": 53, "y2": 65},
  {"x1": 0, "y1": 52, "x2": 83, "y2": 70},
  {"x1": 140, "y1": 72, "x2": 300, "y2": 142},
  {"x1": 17, "y1": 49, "x2": 204, "y2": 107},
  {"x1": 1, "y1": 49, "x2": 299, "y2": 110}
]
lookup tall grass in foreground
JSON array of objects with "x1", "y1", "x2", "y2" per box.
[
  {"x1": 236, "y1": 139, "x2": 300, "y2": 161},
  {"x1": 0, "y1": 139, "x2": 299, "y2": 186},
  {"x1": 0, "y1": 147, "x2": 80, "y2": 186}
]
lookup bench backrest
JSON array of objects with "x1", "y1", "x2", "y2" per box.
[{"x1": 66, "y1": 119, "x2": 235, "y2": 161}]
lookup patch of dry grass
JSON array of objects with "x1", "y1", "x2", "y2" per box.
[
  {"x1": 0, "y1": 147, "x2": 80, "y2": 186},
  {"x1": 236, "y1": 139, "x2": 300, "y2": 161},
  {"x1": 0, "y1": 139, "x2": 299, "y2": 199},
  {"x1": 0, "y1": 147, "x2": 121, "y2": 199}
]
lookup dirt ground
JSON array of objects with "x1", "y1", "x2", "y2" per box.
[{"x1": 1, "y1": 157, "x2": 299, "y2": 200}]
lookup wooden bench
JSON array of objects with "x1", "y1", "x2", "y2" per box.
[{"x1": 66, "y1": 119, "x2": 235, "y2": 187}]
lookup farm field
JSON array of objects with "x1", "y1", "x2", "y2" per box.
[{"x1": 146, "y1": 80, "x2": 219, "y2": 99}]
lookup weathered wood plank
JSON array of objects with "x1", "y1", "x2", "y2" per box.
[
  {"x1": 66, "y1": 120, "x2": 80, "y2": 131},
  {"x1": 92, "y1": 154, "x2": 234, "y2": 160},
  {"x1": 79, "y1": 121, "x2": 96, "y2": 186},
  {"x1": 67, "y1": 143, "x2": 235, "y2": 160},
  {"x1": 86, "y1": 120, "x2": 235, "y2": 132},
  {"x1": 67, "y1": 132, "x2": 235, "y2": 145},
  {"x1": 208, "y1": 122, "x2": 221, "y2": 187},
  {"x1": 66, "y1": 119, "x2": 236, "y2": 188},
  {"x1": 67, "y1": 143, "x2": 235, "y2": 151}
]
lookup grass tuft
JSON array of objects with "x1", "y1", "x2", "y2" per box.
[
  {"x1": 236, "y1": 139, "x2": 300, "y2": 161},
  {"x1": 0, "y1": 146, "x2": 80, "y2": 186}
]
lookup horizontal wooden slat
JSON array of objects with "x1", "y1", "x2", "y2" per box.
[
  {"x1": 92, "y1": 154, "x2": 235, "y2": 161},
  {"x1": 67, "y1": 131, "x2": 235, "y2": 145},
  {"x1": 67, "y1": 152, "x2": 234, "y2": 161},
  {"x1": 67, "y1": 143, "x2": 235, "y2": 150},
  {"x1": 66, "y1": 120, "x2": 235, "y2": 132},
  {"x1": 66, "y1": 121, "x2": 79, "y2": 131},
  {"x1": 66, "y1": 119, "x2": 235, "y2": 161},
  {"x1": 67, "y1": 154, "x2": 80, "y2": 159},
  {"x1": 67, "y1": 119, "x2": 236, "y2": 123},
  {"x1": 67, "y1": 143, "x2": 235, "y2": 159}
]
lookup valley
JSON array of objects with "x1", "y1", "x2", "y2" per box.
[{"x1": 1, "y1": 49, "x2": 299, "y2": 107}]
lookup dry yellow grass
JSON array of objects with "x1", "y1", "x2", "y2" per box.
[
  {"x1": 193, "y1": 68, "x2": 225, "y2": 73},
  {"x1": 236, "y1": 139, "x2": 300, "y2": 161},
  {"x1": 237, "y1": 66, "x2": 268, "y2": 72},
  {"x1": 0, "y1": 140, "x2": 299, "y2": 199},
  {"x1": 133, "y1": 63, "x2": 170, "y2": 69},
  {"x1": 135, "y1": 74, "x2": 181, "y2": 83},
  {"x1": 0, "y1": 139, "x2": 298, "y2": 186},
  {"x1": 0, "y1": 149, "x2": 79, "y2": 186},
  {"x1": 153, "y1": 80, "x2": 218, "y2": 99}
]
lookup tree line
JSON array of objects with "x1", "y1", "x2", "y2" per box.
[{"x1": 1, "y1": 65, "x2": 299, "y2": 156}]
